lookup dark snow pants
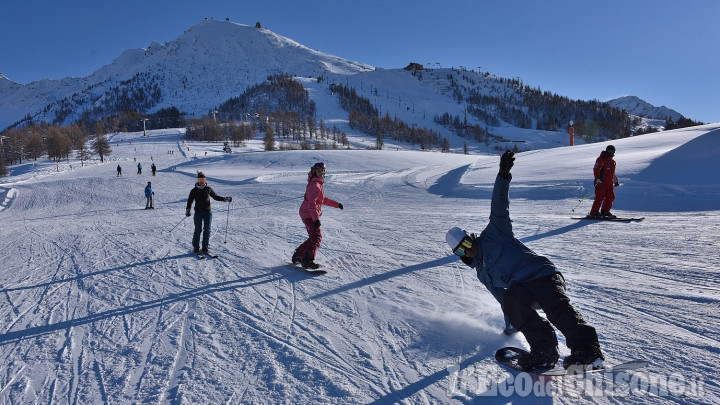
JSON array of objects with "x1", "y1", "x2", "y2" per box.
[
  {"x1": 295, "y1": 217, "x2": 322, "y2": 260},
  {"x1": 192, "y1": 210, "x2": 213, "y2": 250},
  {"x1": 503, "y1": 273, "x2": 599, "y2": 356}
]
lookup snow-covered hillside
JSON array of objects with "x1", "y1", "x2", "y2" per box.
[
  {"x1": 2, "y1": 18, "x2": 688, "y2": 153},
  {"x1": 0, "y1": 19, "x2": 374, "y2": 129},
  {"x1": 0, "y1": 124, "x2": 718, "y2": 403}
]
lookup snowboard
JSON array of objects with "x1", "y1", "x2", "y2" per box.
[
  {"x1": 192, "y1": 251, "x2": 219, "y2": 259},
  {"x1": 287, "y1": 262, "x2": 327, "y2": 275},
  {"x1": 495, "y1": 346, "x2": 648, "y2": 376},
  {"x1": 572, "y1": 216, "x2": 644, "y2": 222}
]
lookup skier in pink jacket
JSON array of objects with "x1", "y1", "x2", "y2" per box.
[{"x1": 292, "y1": 162, "x2": 343, "y2": 269}]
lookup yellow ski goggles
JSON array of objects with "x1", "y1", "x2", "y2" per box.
[{"x1": 453, "y1": 235, "x2": 473, "y2": 257}]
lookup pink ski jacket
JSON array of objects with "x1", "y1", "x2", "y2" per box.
[{"x1": 299, "y1": 173, "x2": 340, "y2": 221}]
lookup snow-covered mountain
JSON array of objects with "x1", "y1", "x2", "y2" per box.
[
  {"x1": 1, "y1": 19, "x2": 693, "y2": 149},
  {"x1": 0, "y1": 19, "x2": 374, "y2": 129},
  {"x1": 607, "y1": 95, "x2": 683, "y2": 121}
]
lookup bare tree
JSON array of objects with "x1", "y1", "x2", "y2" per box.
[
  {"x1": 0, "y1": 133, "x2": 7, "y2": 176},
  {"x1": 25, "y1": 130, "x2": 45, "y2": 160},
  {"x1": 263, "y1": 126, "x2": 275, "y2": 151},
  {"x1": 46, "y1": 125, "x2": 72, "y2": 162},
  {"x1": 92, "y1": 122, "x2": 112, "y2": 163}
]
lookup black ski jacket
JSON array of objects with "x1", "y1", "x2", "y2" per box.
[{"x1": 186, "y1": 184, "x2": 226, "y2": 212}]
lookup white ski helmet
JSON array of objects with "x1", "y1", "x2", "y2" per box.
[{"x1": 446, "y1": 227, "x2": 467, "y2": 251}]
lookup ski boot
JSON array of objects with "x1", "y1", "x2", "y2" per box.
[
  {"x1": 563, "y1": 346, "x2": 604, "y2": 370},
  {"x1": 301, "y1": 256, "x2": 320, "y2": 270},
  {"x1": 518, "y1": 349, "x2": 559, "y2": 372}
]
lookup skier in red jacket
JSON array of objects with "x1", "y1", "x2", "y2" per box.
[
  {"x1": 292, "y1": 163, "x2": 343, "y2": 269},
  {"x1": 588, "y1": 145, "x2": 619, "y2": 219}
]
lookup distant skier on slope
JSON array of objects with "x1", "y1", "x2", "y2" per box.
[
  {"x1": 137, "y1": 162, "x2": 142, "y2": 175},
  {"x1": 144, "y1": 181, "x2": 154, "y2": 209},
  {"x1": 587, "y1": 145, "x2": 619, "y2": 219},
  {"x1": 185, "y1": 171, "x2": 231, "y2": 254},
  {"x1": 291, "y1": 162, "x2": 343, "y2": 269},
  {"x1": 446, "y1": 150, "x2": 604, "y2": 372},
  {"x1": 117, "y1": 164, "x2": 122, "y2": 176},
  {"x1": 151, "y1": 163, "x2": 157, "y2": 176}
]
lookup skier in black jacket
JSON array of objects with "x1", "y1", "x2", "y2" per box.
[{"x1": 186, "y1": 172, "x2": 232, "y2": 253}]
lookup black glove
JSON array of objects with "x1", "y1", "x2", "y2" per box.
[
  {"x1": 614, "y1": 180, "x2": 620, "y2": 187},
  {"x1": 226, "y1": 196, "x2": 232, "y2": 202},
  {"x1": 338, "y1": 203, "x2": 343, "y2": 210},
  {"x1": 185, "y1": 209, "x2": 191, "y2": 217},
  {"x1": 314, "y1": 220, "x2": 321, "y2": 228},
  {"x1": 499, "y1": 150, "x2": 515, "y2": 179}
]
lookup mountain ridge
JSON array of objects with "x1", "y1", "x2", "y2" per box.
[
  {"x1": 0, "y1": 20, "x2": 374, "y2": 129},
  {"x1": 606, "y1": 95, "x2": 683, "y2": 121},
  {"x1": 0, "y1": 19, "x2": 687, "y2": 137}
]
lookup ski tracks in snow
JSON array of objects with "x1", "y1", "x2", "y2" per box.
[{"x1": 2, "y1": 130, "x2": 719, "y2": 403}]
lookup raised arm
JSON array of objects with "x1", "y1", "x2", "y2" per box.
[{"x1": 488, "y1": 150, "x2": 515, "y2": 238}]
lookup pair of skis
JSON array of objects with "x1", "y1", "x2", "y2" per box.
[{"x1": 572, "y1": 216, "x2": 644, "y2": 222}]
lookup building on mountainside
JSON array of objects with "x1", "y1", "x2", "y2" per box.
[{"x1": 404, "y1": 62, "x2": 425, "y2": 71}]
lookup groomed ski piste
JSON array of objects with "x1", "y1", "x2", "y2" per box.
[{"x1": 0, "y1": 123, "x2": 718, "y2": 404}]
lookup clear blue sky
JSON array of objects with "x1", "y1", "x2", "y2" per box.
[{"x1": 1, "y1": 0, "x2": 718, "y2": 123}]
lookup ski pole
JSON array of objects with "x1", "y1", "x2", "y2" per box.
[
  {"x1": 169, "y1": 216, "x2": 187, "y2": 233},
  {"x1": 572, "y1": 190, "x2": 595, "y2": 212},
  {"x1": 224, "y1": 200, "x2": 231, "y2": 244}
]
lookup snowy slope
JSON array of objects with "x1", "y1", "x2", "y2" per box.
[{"x1": 0, "y1": 125, "x2": 718, "y2": 404}]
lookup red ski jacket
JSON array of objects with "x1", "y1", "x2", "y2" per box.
[
  {"x1": 299, "y1": 173, "x2": 340, "y2": 222},
  {"x1": 593, "y1": 151, "x2": 618, "y2": 185}
]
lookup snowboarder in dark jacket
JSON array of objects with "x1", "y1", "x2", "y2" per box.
[
  {"x1": 151, "y1": 163, "x2": 157, "y2": 176},
  {"x1": 588, "y1": 145, "x2": 619, "y2": 219},
  {"x1": 446, "y1": 150, "x2": 604, "y2": 372},
  {"x1": 185, "y1": 171, "x2": 231, "y2": 253},
  {"x1": 117, "y1": 164, "x2": 122, "y2": 176}
]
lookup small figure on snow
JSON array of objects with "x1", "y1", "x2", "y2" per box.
[
  {"x1": 291, "y1": 162, "x2": 343, "y2": 269},
  {"x1": 144, "y1": 181, "x2": 154, "y2": 209},
  {"x1": 137, "y1": 162, "x2": 142, "y2": 175},
  {"x1": 185, "y1": 172, "x2": 232, "y2": 254},
  {"x1": 117, "y1": 164, "x2": 122, "y2": 177},
  {"x1": 588, "y1": 145, "x2": 619, "y2": 219},
  {"x1": 151, "y1": 163, "x2": 157, "y2": 176},
  {"x1": 446, "y1": 150, "x2": 604, "y2": 372}
]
